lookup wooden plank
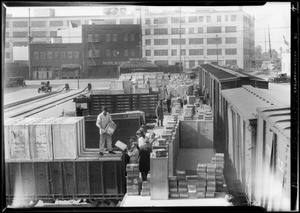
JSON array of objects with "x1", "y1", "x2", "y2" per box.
[
  {"x1": 89, "y1": 161, "x2": 103, "y2": 194},
  {"x1": 35, "y1": 162, "x2": 49, "y2": 196},
  {"x1": 76, "y1": 162, "x2": 89, "y2": 195}
]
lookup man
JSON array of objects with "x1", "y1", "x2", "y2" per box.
[
  {"x1": 166, "y1": 92, "x2": 173, "y2": 114},
  {"x1": 96, "y1": 107, "x2": 116, "y2": 157},
  {"x1": 156, "y1": 100, "x2": 164, "y2": 127},
  {"x1": 146, "y1": 78, "x2": 151, "y2": 88}
]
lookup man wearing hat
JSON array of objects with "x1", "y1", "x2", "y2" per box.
[{"x1": 96, "y1": 106, "x2": 116, "y2": 157}]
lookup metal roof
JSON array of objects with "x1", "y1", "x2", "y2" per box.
[
  {"x1": 119, "y1": 61, "x2": 158, "y2": 69},
  {"x1": 257, "y1": 107, "x2": 290, "y2": 140},
  {"x1": 221, "y1": 86, "x2": 279, "y2": 120},
  {"x1": 200, "y1": 64, "x2": 238, "y2": 80}
]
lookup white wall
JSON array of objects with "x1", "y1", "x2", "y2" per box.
[{"x1": 281, "y1": 52, "x2": 290, "y2": 76}]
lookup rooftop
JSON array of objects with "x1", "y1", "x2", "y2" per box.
[{"x1": 200, "y1": 64, "x2": 238, "y2": 80}]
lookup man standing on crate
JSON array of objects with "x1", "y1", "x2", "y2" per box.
[{"x1": 96, "y1": 106, "x2": 116, "y2": 157}]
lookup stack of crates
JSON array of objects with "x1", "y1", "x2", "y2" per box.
[
  {"x1": 176, "y1": 170, "x2": 188, "y2": 198},
  {"x1": 212, "y1": 153, "x2": 225, "y2": 191},
  {"x1": 206, "y1": 164, "x2": 216, "y2": 198},
  {"x1": 182, "y1": 106, "x2": 193, "y2": 120},
  {"x1": 196, "y1": 164, "x2": 207, "y2": 198},
  {"x1": 126, "y1": 164, "x2": 140, "y2": 196},
  {"x1": 169, "y1": 176, "x2": 179, "y2": 198},
  {"x1": 141, "y1": 181, "x2": 151, "y2": 196},
  {"x1": 186, "y1": 175, "x2": 198, "y2": 199}
]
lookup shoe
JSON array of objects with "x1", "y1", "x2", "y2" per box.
[
  {"x1": 99, "y1": 152, "x2": 104, "y2": 158},
  {"x1": 109, "y1": 151, "x2": 116, "y2": 154}
]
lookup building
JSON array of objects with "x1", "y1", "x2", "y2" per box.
[
  {"x1": 82, "y1": 24, "x2": 141, "y2": 78},
  {"x1": 30, "y1": 43, "x2": 83, "y2": 80},
  {"x1": 5, "y1": 7, "x2": 255, "y2": 71}
]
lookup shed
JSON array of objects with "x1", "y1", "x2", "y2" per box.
[
  {"x1": 221, "y1": 85, "x2": 285, "y2": 203},
  {"x1": 118, "y1": 61, "x2": 158, "y2": 74},
  {"x1": 255, "y1": 106, "x2": 291, "y2": 211}
]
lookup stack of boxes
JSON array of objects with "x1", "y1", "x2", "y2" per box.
[
  {"x1": 141, "y1": 181, "x2": 151, "y2": 196},
  {"x1": 187, "y1": 96, "x2": 196, "y2": 105},
  {"x1": 182, "y1": 106, "x2": 193, "y2": 120},
  {"x1": 212, "y1": 153, "x2": 225, "y2": 191},
  {"x1": 169, "y1": 176, "x2": 179, "y2": 198},
  {"x1": 126, "y1": 164, "x2": 140, "y2": 196},
  {"x1": 176, "y1": 170, "x2": 188, "y2": 198},
  {"x1": 186, "y1": 175, "x2": 198, "y2": 199},
  {"x1": 206, "y1": 164, "x2": 217, "y2": 198},
  {"x1": 196, "y1": 164, "x2": 207, "y2": 198}
]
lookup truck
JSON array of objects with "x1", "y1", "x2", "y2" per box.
[{"x1": 268, "y1": 73, "x2": 290, "y2": 83}]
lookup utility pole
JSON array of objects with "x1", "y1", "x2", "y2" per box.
[
  {"x1": 179, "y1": 7, "x2": 182, "y2": 74},
  {"x1": 264, "y1": 28, "x2": 267, "y2": 58},
  {"x1": 216, "y1": 35, "x2": 219, "y2": 65},
  {"x1": 268, "y1": 25, "x2": 272, "y2": 61},
  {"x1": 139, "y1": 6, "x2": 143, "y2": 59},
  {"x1": 28, "y1": 8, "x2": 33, "y2": 80}
]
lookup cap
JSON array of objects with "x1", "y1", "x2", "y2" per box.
[{"x1": 102, "y1": 106, "x2": 108, "y2": 111}]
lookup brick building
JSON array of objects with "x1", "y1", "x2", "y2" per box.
[{"x1": 30, "y1": 43, "x2": 83, "y2": 80}]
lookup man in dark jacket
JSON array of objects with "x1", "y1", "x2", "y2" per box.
[
  {"x1": 139, "y1": 143, "x2": 151, "y2": 181},
  {"x1": 156, "y1": 100, "x2": 164, "y2": 127}
]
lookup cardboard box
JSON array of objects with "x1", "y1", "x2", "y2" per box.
[
  {"x1": 126, "y1": 164, "x2": 139, "y2": 172},
  {"x1": 205, "y1": 192, "x2": 215, "y2": 198},
  {"x1": 179, "y1": 192, "x2": 189, "y2": 198},
  {"x1": 105, "y1": 123, "x2": 117, "y2": 135},
  {"x1": 115, "y1": 140, "x2": 127, "y2": 151},
  {"x1": 169, "y1": 192, "x2": 180, "y2": 198}
]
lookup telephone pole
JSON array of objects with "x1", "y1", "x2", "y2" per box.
[
  {"x1": 179, "y1": 6, "x2": 182, "y2": 73},
  {"x1": 28, "y1": 8, "x2": 33, "y2": 80}
]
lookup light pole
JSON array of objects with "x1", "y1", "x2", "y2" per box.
[
  {"x1": 216, "y1": 35, "x2": 219, "y2": 65},
  {"x1": 28, "y1": 8, "x2": 33, "y2": 80},
  {"x1": 179, "y1": 6, "x2": 182, "y2": 74}
]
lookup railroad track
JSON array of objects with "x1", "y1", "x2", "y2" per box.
[{"x1": 4, "y1": 86, "x2": 90, "y2": 119}]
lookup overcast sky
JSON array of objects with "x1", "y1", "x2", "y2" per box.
[{"x1": 4, "y1": 2, "x2": 291, "y2": 52}]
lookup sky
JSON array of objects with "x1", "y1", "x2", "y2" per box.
[{"x1": 4, "y1": 2, "x2": 291, "y2": 52}]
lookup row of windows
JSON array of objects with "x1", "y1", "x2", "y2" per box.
[
  {"x1": 105, "y1": 49, "x2": 136, "y2": 57},
  {"x1": 9, "y1": 20, "x2": 81, "y2": 28},
  {"x1": 153, "y1": 59, "x2": 238, "y2": 67},
  {"x1": 33, "y1": 51, "x2": 80, "y2": 60},
  {"x1": 146, "y1": 37, "x2": 237, "y2": 45},
  {"x1": 87, "y1": 33, "x2": 136, "y2": 42},
  {"x1": 146, "y1": 48, "x2": 237, "y2": 56},
  {"x1": 145, "y1": 15, "x2": 237, "y2": 25},
  {"x1": 145, "y1": 26, "x2": 237, "y2": 35}
]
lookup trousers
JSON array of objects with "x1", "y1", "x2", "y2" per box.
[{"x1": 99, "y1": 133, "x2": 112, "y2": 152}]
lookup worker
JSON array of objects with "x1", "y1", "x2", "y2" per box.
[
  {"x1": 168, "y1": 72, "x2": 171, "y2": 79},
  {"x1": 156, "y1": 100, "x2": 164, "y2": 127},
  {"x1": 182, "y1": 91, "x2": 188, "y2": 105},
  {"x1": 139, "y1": 143, "x2": 151, "y2": 181},
  {"x1": 76, "y1": 104, "x2": 83, "y2": 116},
  {"x1": 146, "y1": 78, "x2": 151, "y2": 88},
  {"x1": 166, "y1": 92, "x2": 173, "y2": 114},
  {"x1": 126, "y1": 142, "x2": 140, "y2": 164},
  {"x1": 136, "y1": 130, "x2": 146, "y2": 147},
  {"x1": 161, "y1": 85, "x2": 168, "y2": 101},
  {"x1": 96, "y1": 106, "x2": 116, "y2": 157}
]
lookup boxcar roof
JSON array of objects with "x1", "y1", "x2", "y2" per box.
[
  {"x1": 200, "y1": 64, "x2": 238, "y2": 80},
  {"x1": 221, "y1": 86, "x2": 281, "y2": 120}
]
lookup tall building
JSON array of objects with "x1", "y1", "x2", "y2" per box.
[{"x1": 5, "y1": 7, "x2": 255, "y2": 71}]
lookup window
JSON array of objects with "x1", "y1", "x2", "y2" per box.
[
  {"x1": 189, "y1": 16, "x2": 197, "y2": 23},
  {"x1": 146, "y1": 39, "x2": 151, "y2": 46},
  {"x1": 124, "y1": 34, "x2": 129, "y2": 41},
  {"x1": 13, "y1": 32, "x2": 27, "y2": 38},
  {"x1": 225, "y1": 37, "x2": 237, "y2": 44},
  {"x1": 146, "y1": 50, "x2": 151, "y2": 56},
  {"x1": 225, "y1": 26, "x2": 237, "y2": 33},
  {"x1": 67, "y1": 51, "x2": 73, "y2": 59},
  {"x1": 13, "y1": 42, "x2": 28, "y2": 47},
  {"x1": 154, "y1": 39, "x2": 168, "y2": 45},
  {"x1": 207, "y1": 37, "x2": 222, "y2": 44},
  {"x1": 189, "y1": 38, "x2": 203, "y2": 44},
  {"x1": 207, "y1": 49, "x2": 222, "y2": 55},
  {"x1": 5, "y1": 32, "x2": 9, "y2": 38},
  {"x1": 207, "y1": 26, "x2": 222, "y2": 33},
  {"x1": 189, "y1": 60, "x2": 195, "y2": 68},
  {"x1": 106, "y1": 34, "x2": 111, "y2": 42},
  {"x1": 5, "y1": 52, "x2": 10, "y2": 59},
  {"x1": 88, "y1": 34, "x2": 93, "y2": 42},
  {"x1": 47, "y1": 51, "x2": 52, "y2": 59},
  {"x1": 154, "y1": 28, "x2": 168, "y2": 35},
  {"x1": 95, "y1": 34, "x2": 100, "y2": 42},
  {"x1": 231, "y1": 15, "x2": 237, "y2": 21},
  {"x1": 154, "y1": 50, "x2": 168, "y2": 56},
  {"x1": 31, "y1": 21, "x2": 46, "y2": 27},
  {"x1": 129, "y1": 34, "x2": 135, "y2": 41},
  {"x1": 113, "y1": 50, "x2": 118, "y2": 57},
  {"x1": 112, "y1": 34, "x2": 117, "y2": 42},
  {"x1": 198, "y1": 27, "x2": 203, "y2": 33},
  {"x1": 225, "y1": 60, "x2": 237, "y2": 65},
  {"x1": 189, "y1": 27, "x2": 195, "y2": 34},
  {"x1": 41, "y1": 52, "x2": 46, "y2": 59},
  {"x1": 171, "y1": 49, "x2": 177, "y2": 56},
  {"x1": 130, "y1": 49, "x2": 135, "y2": 57},
  {"x1": 225, "y1": 15, "x2": 228, "y2": 21},
  {"x1": 154, "y1": 60, "x2": 168, "y2": 66},
  {"x1": 145, "y1": 18, "x2": 151, "y2": 25},
  {"x1": 50, "y1": 31, "x2": 57, "y2": 38},
  {"x1": 171, "y1": 38, "x2": 186, "y2": 45},
  {"x1": 74, "y1": 51, "x2": 80, "y2": 59},
  {"x1": 34, "y1": 51, "x2": 39, "y2": 59},
  {"x1": 120, "y1": 18, "x2": 134, "y2": 24},
  {"x1": 171, "y1": 17, "x2": 185, "y2": 23},
  {"x1": 198, "y1": 60, "x2": 205, "y2": 65},
  {"x1": 5, "y1": 42, "x2": 9, "y2": 48},
  {"x1": 61, "y1": 51, "x2": 66, "y2": 59},
  {"x1": 217, "y1": 16, "x2": 222, "y2": 22},
  {"x1": 154, "y1": 17, "x2": 168, "y2": 24},
  {"x1": 124, "y1": 49, "x2": 129, "y2": 57},
  {"x1": 32, "y1": 31, "x2": 47, "y2": 38},
  {"x1": 171, "y1": 28, "x2": 185, "y2": 34},
  {"x1": 207, "y1": 16, "x2": 211, "y2": 22},
  {"x1": 145, "y1": 29, "x2": 151, "y2": 35},
  {"x1": 199, "y1": 16, "x2": 204, "y2": 22},
  {"x1": 13, "y1": 21, "x2": 28, "y2": 27},
  {"x1": 189, "y1": 49, "x2": 203, "y2": 55},
  {"x1": 225, "y1": 48, "x2": 237, "y2": 55},
  {"x1": 181, "y1": 49, "x2": 186, "y2": 55},
  {"x1": 50, "y1": 20, "x2": 63, "y2": 27},
  {"x1": 54, "y1": 51, "x2": 59, "y2": 58}
]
